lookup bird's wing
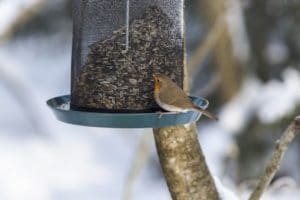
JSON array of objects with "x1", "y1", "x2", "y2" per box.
[
  {"x1": 159, "y1": 81, "x2": 194, "y2": 109},
  {"x1": 169, "y1": 94, "x2": 194, "y2": 108}
]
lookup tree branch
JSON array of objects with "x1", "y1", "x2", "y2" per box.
[
  {"x1": 0, "y1": 0, "x2": 46, "y2": 43},
  {"x1": 249, "y1": 116, "x2": 300, "y2": 200},
  {"x1": 188, "y1": 17, "x2": 226, "y2": 76},
  {"x1": 200, "y1": 0, "x2": 243, "y2": 101},
  {"x1": 0, "y1": 59, "x2": 49, "y2": 136},
  {"x1": 153, "y1": 123, "x2": 219, "y2": 200}
]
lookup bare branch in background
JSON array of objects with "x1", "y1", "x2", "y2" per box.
[
  {"x1": 194, "y1": 74, "x2": 221, "y2": 97},
  {"x1": 188, "y1": 17, "x2": 226, "y2": 76},
  {"x1": 249, "y1": 116, "x2": 300, "y2": 200},
  {"x1": 0, "y1": 0, "x2": 46, "y2": 43},
  {"x1": 0, "y1": 0, "x2": 49, "y2": 136},
  {"x1": 0, "y1": 59, "x2": 50, "y2": 136},
  {"x1": 123, "y1": 133, "x2": 152, "y2": 200},
  {"x1": 200, "y1": 0, "x2": 247, "y2": 101}
]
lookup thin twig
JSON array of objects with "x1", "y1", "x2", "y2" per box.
[
  {"x1": 0, "y1": 59, "x2": 49, "y2": 136},
  {"x1": 200, "y1": 0, "x2": 244, "y2": 101},
  {"x1": 123, "y1": 133, "x2": 152, "y2": 200},
  {"x1": 249, "y1": 116, "x2": 300, "y2": 200},
  {"x1": 193, "y1": 74, "x2": 221, "y2": 97},
  {"x1": 0, "y1": 0, "x2": 46, "y2": 43},
  {"x1": 188, "y1": 17, "x2": 226, "y2": 76}
]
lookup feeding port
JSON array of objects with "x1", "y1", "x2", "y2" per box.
[{"x1": 70, "y1": 0, "x2": 185, "y2": 112}]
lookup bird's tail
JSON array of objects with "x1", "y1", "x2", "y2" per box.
[{"x1": 192, "y1": 106, "x2": 218, "y2": 121}]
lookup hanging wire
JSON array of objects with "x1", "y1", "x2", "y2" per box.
[{"x1": 125, "y1": 0, "x2": 130, "y2": 52}]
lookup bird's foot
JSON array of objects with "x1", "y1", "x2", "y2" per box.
[{"x1": 156, "y1": 111, "x2": 164, "y2": 119}]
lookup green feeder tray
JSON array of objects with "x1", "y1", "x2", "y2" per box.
[{"x1": 47, "y1": 95, "x2": 209, "y2": 128}]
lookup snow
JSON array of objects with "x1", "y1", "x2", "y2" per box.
[
  {"x1": 199, "y1": 124, "x2": 236, "y2": 176},
  {"x1": 219, "y1": 77, "x2": 261, "y2": 133},
  {"x1": 240, "y1": 177, "x2": 300, "y2": 200},
  {"x1": 0, "y1": 137, "x2": 112, "y2": 200},
  {"x1": 256, "y1": 68, "x2": 300, "y2": 123},
  {"x1": 218, "y1": 67, "x2": 300, "y2": 132},
  {"x1": 214, "y1": 176, "x2": 239, "y2": 200}
]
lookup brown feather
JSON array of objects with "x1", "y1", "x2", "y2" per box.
[{"x1": 154, "y1": 73, "x2": 218, "y2": 120}]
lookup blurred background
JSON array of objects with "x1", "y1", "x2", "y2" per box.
[{"x1": 0, "y1": 0, "x2": 300, "y2": 199}]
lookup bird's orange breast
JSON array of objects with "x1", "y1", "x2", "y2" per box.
[{"x1": 154, "y1": 82, "x2": 161, "y2": 93}]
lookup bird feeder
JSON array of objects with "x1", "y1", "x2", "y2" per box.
[{"x1": 47, "y1": 0, "x2": 210, "y2": 128}]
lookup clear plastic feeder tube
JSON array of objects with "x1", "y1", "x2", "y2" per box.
[{"x1": 71, "y1": 0, "x2": 185, "y2": 111}]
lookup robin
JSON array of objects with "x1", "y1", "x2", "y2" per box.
[{"x1": 153, "y1": 73, "x2": 218, "y2": 120}]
